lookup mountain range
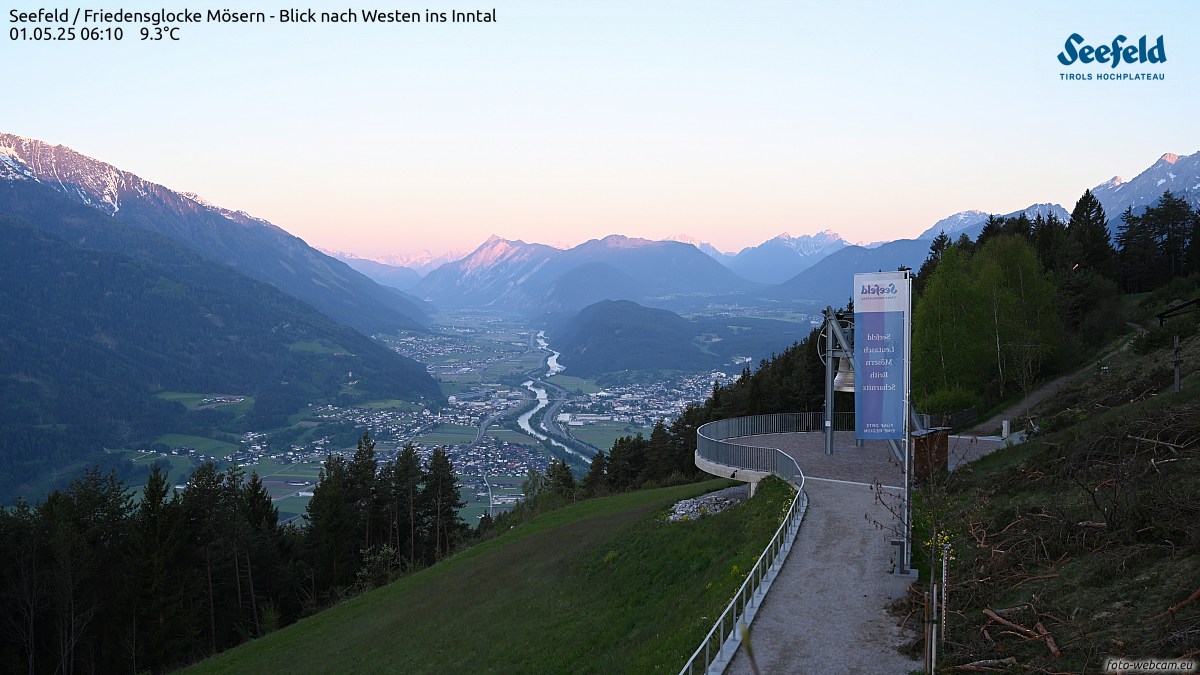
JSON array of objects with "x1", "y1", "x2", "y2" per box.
[
  {"x1": 717, "y1": 231, "x2": 848, "y2": 284},
  {"x1": 1090, "y1": 152, "x2": 1200, "y2": 230},
  {"x1": 1, "y1": 132, "x2": 1196, "y2": 498},
  {"x1": 0, "y1": 133, "x2": 442, "y2": 502},
  {"x1": 414, "y1": 234, "x2": 762, "y2": 312},
  {"x1": 8, "y1": 135, "x2": 1194, "y2": 323},
  {"x1": 0, "y1": 133, "x2": 428, "y2": 335},
  {"x1": 352, "y1": 152, "x2": 1200, "y2": 310},
  {"x1": 916, "y1": 153, "x2": 1199, "y2": 241},
  {"x1": 322, "y1": 250, "x2": 424, "y2": 291},
  {"x1": 916, "y1": 204, "x2": 1071, "y2": 241}
]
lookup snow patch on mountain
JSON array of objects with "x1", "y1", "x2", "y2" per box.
[
  {"x1": 1091, "y1": 150, "x2": 1200, "y2": 233},
  {"x1": 664, "y1": 234, "x2": 730, "y2": 260},
  {"x1": 180, "y1": 191, "x2": 274, "y2": 228},
  {"x1": 916, "y1": 209, "x2": 988, "y2": 240},
  {"x1": 0, "y1": 148, "x2": 35, "y2": 181},
  {"x1": 0, "y1": 133, "x2": 132, "y2": 215},
  {"x1": 760, "y1": 230, "x2": 847, "y2": 256}
]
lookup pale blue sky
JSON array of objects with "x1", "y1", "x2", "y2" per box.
[{"x1": 6, "y1": 0, "x2": 1197, "y2": 257}]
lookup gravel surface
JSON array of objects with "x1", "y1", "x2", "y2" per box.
[
  {"x1": 726, "y1": 478, "x2": 920, "y2": 675},
  {"x1": 723, "y1": 432, "x2": 922, "y2": 675}
]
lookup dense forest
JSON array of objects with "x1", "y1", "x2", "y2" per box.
[{"x1": 0, "y1": 434, "x2": 467, "y2": 674}]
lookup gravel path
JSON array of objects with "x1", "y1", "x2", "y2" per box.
[
  {"x1": 726, "y1": 478, "x2": 919, "y2": 675},
  {"x1": 723, "y1": 432, "x2": 923, "y2": 675}
]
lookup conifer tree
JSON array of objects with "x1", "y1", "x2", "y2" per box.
[
  {"x1": 1066, "y1": 189, "x2": 1117, "y2": 278},
  {"x1": 915, "y1": 231, "x2": 952, "y2": 295},
  {"x1": 545, "y1": 459, "x2": 577, "y2": 500},
  {"x1": 643, "y1": 419, "x2": 673, "y2": 484},
  {"x1": 130, "y1": 464, "x2": 196, "y2": 671},
  {"x1": 346, "y1": 433, "x2": 379, "y2": 551},
  {"x1": 606, "y1": 433, "x2": 647, "y2": 491},
  {"x1": 421, "y1": 448, "x2": 466, "y2": 562},
  {"x1": 1032, "y1": 213, "x2": 1068, "y2": 272},
  {"x1": 1144, "y1": 191, "x2": 1193, "y2": 281},
  {"x1": 381, "y1": 443, "x2": 423, "y2": 566},
  {"x1": 304, "y1": 455, "x2": 356, "y2": 593},
  {"x1": 1116, "y1": 206, "x2": 1158, "y2": 292},
  {"x1": 582, "y1": 450, "x2": 609, "y2": 497}
]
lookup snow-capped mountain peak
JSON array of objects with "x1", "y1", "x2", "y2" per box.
[
  {"x1": 0, "y1": 133, "x2": 129, "y2": 214},
  {"x1": 663, "y1": 234, "x2": 730, "y2": 260},
  {"x1": 1091, "y1": 150, "x2": 1200, "y2": 233}
]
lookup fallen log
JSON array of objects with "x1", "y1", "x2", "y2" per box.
[
  {"x1": 957, "y1": 657, "x2": 1017, "y2": 671},
  {"x1": 1127, "y1": 434, "x2": 1190, "y2": 450},
  {"x1": 1035, "y1": 621, "x2": 1062, "y2": 658},
  {"x1": 1153, "y1": 587, "x2": 1200, "y2": 621},
  {"x1": 983, "y1": 609, "x2": 1040, "y2": 639},
  {"x1": 1013, "y1": 574, "x2": 1060, "y2": 589},
  {"x1": 993, "y1": 603, "x2": 1032, "y2": 616}
]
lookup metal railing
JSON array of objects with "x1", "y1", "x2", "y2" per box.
[{"x1": 680, "y1": 416, "x2": 811, "y2": 675}]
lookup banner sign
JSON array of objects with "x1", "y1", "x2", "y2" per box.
[{"x1": 854, "y1": 271, "x2": 909, "y2": 440}]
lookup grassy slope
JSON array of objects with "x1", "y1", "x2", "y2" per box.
[
  {"x1": 186, "y1": 477, "x2": 794, "y2": 674},
  {"x1": 930, "y1": 324, "x2": 1200, "y2": 670}
]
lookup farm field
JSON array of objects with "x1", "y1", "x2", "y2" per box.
[
  {"x1": 155, "y1": 391, "x2": 254, "y2": 415},
  {"x1": 567, "y1": 422, "x2": 652, "y2": 452},
  {"x1": 112, "y1": 449, "x2": 203, "y2": 490},
  {"x1": 546, "y1": 374, "x2": 602, "y2": 394},
  {"x1": 413, "y1": 423, "x2": 478, "y2": 446},
  {"x1": 154, "y1": 433, "x2": 239, "y2": 455}
]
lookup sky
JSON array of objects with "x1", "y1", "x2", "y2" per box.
[{"x1": 5, "y1": 0, "x2": 1198, "y2": 259}]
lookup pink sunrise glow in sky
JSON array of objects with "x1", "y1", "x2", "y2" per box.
[{"x1": 5, "y1": 0, "x2": 1197, "y2": 259}]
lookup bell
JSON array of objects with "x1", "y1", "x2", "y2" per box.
[{"x1": 833, "y1": 358, "x2": 855, "y2": 392}]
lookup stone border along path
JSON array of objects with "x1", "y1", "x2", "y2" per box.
[{"x1": 720, "y1": 431, "x2": 1005, "y2": 675}]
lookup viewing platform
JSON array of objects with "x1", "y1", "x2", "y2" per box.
[{"x1": 687, "y1": 413, "x2": 1008, "y2": 675}]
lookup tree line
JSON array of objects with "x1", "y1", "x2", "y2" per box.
[
  {"x1": 0, "y1": 433, "x2": 467, "y2": 675},
  {"x1": 913, "y1": 189, "x2": 1200, "y2": 414}
]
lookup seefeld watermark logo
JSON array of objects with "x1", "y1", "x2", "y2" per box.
[
  {"x1": 1058, "y1": 33, "x2": 1166, "y2": 82},
  {"x1": 860, "y1": 283, "x2": 898, "y2": 296}
]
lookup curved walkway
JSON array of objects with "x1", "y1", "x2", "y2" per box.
[
  {"x1": 724, "y1": 432, "x2": 917, "y2": 674},
  {"x1": 727, "y1": 478, "x2": 917, "y2": 674},
  {"x1": 696, "y1": 428, "x2": 1010, "y2": 674}
]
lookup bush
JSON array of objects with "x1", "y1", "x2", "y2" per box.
[
  {"x1": 1134, "y1": 317, "x2": 1199, "y2": 355},
  {"x1": 918, "y1": 387, "x2": 979, "y2": 416}
]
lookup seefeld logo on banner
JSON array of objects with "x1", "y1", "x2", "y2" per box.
[
  {"x1": 859, "y1": 282, "x2": 898, "y2": 296},
  {"x1": 853, "y1": 272, "x2": 909, "y2": 440}
]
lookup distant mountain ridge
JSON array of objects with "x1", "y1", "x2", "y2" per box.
[
  {"x1": 415, "y1": 234, "x2": 761, "y2": 311},
  {"x1": 724, "y1": 230, "x2": 848, "y2": 284},
  {"x1": 1091, "y1": 152, "x2": 1200, "y2": 233},
  {"x1": 768, "y1": 238, "x2": 932, "y2": 305},
  {"x1": 917, "y1": 204, "x2": 1072, "y2": 240},
  {"x1": 322, "y1": 250, "x2": 424, "y2": 291},
  {"x1": 0, "y1": 132, "x2": 428, "y2": 335}
]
